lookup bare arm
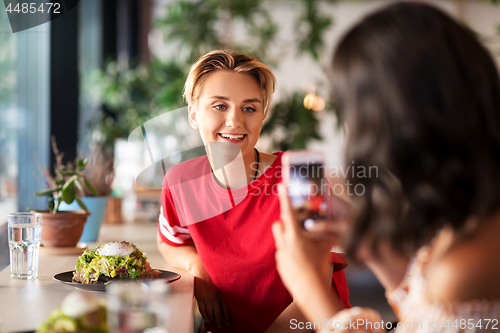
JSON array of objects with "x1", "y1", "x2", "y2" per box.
[
  {"x1": 157, "y1": 235, "x2": 232, "y2": 327},
  {"x1": 286, "y1": 264, "x2": 341, "y2": 329},
  {"x1": 266, "y1": 265, "x2": 336, "y2": 333},
  {"x1": 265, "y1": 301, "x2": 310, "y2": 333},
  {"x1": 157, "y1": 233, "x2": 202, "y2": 274},
  {"x1": 267, "y1": 262, "x2": 341, "y2": 332},
  {"x1": 272, "y1": 185, "x2": 346, "y2": 327}
]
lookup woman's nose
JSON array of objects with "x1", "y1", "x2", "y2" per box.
[{"x1": 225, "y1": 109, "x2": 242, "y2": 128}]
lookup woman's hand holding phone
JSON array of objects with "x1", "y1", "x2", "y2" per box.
[
  {"x1": 281, "y1": 150, "x2": 350, "y2": 246},
  {"x1": 272, "y1": 184, "x2": 343, "y2": 321},
  {"x1": 272, "y1": 184, "x2": 334, "y2": 288}
]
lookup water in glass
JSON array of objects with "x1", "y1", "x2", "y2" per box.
[{"x1": 8, "y1": 213, "x2": 42, "y2": 280}]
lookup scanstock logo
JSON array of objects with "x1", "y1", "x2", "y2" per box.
[{"x1": 3, "y1": 0, "x2": 79, "y2": 33}]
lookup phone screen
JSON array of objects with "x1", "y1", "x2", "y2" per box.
[{"x1": 287, "y1": 161, "x2": 327, "y2": 229}]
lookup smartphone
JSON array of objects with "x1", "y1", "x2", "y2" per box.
[{"x1": 282, "y1": 150, "x2": 330, "y2": 230}]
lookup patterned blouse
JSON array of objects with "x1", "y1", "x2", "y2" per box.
[
  {"x1": 320, "y1": 248, "x2": 500, "y2": 333},
  {"x1": 386, "y1": 248, "x2": 500, "y2": 333}
]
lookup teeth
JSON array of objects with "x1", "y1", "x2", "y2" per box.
[{"x1": 221, "y1": 134, "x2": 244, "y2": 140}]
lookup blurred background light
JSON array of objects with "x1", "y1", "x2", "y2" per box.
[{"x1": 303, "y1": 92, "x2": 325, "y2": 112}]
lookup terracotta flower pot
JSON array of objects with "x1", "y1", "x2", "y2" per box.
[{"x1": 35, "y1": 210, "x2": 91, "y2": 247}]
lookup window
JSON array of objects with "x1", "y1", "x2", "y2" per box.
[{"x1": 0, "y1": 5, "x2": 17, "y2": 222}]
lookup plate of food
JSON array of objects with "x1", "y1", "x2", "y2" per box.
[
  {"x1": 37, "y1": 292, "x2": 108, "y2": 333},
  {"x1": 53, "y1": 241, "x2": 180, "y2": 292}
]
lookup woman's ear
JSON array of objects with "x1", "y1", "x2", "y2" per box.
[{"x1": 188, "y1": 105, "x2": 199, "y2": 130}]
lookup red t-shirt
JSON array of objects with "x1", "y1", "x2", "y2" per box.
[{"x1": 159, "y1": 152, "x2": 350, "y2": 333}]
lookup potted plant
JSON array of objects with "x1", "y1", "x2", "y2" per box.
[
  {"x1": 34, "y1": 138, "x2": 98, "y2": 247},
  {"x1": 59, "y1": 145, "x2": 115, "y2": 242}
]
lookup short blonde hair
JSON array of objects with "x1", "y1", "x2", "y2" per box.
[{"x1": 183, "y1": 50, "x2": 277, "y2": 116}]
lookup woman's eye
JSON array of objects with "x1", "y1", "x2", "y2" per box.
[
  {"x1": 214, "y1": 104, "x2": 227, "y2": 111},
  {"x1": 243, "y1": 107, "x2": 256, "y2": 113}
]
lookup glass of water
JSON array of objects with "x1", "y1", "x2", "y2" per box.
[{"x1": 8, "y1": 212, "x2": 42, "y2": 279}]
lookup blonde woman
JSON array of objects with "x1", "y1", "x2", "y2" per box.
[{"x1": 158, "y1": 50, "x2": 351, "y2": 333}]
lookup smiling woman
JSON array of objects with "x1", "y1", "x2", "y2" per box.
[
  {"x1": 183, "y1": 52, "x2": 278, "y2": 190},
  {"x1": 156, "y1": 50, "x2": 351, "y2": 333}
]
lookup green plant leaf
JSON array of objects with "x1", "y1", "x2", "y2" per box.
[
  {"x1": 53, "y1": 197, "x2": 62, "y2": 214},
  {"x1": 77, "y1": 158, "x2": 86, "y2": 171},
  {"x1": 34, "y1": 187, "x2": 62, "y2": 196},
  {"x1": 59, "y1": 165, "x2": 73, "y2": 172},
  {"x1": 295, "y1": 0, "x2": 334, "y2": 61},
  {"x1": 62, "y1": 178, "x2": 76, "y2": 204},
  {"x1": 74, "y1": 179, "x2": 84, "y2": 192},
  {"x1": 54, "y1": 179, "x2": 65, "y2": 186},
  {"x1": 75, "y1": 195, "x2": 88, "y2": 211},
  {"x1": 82, "y1": 175, "x2": 99, "y2": 196},
  {"x1": 56, "y1": 170, "x2": 76, "y2": 177}
]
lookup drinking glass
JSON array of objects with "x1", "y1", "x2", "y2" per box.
[
  {"x1": 107, "y1": 280, "x2": 169, "y2": 333},
  {"x1": 8, "y1": 212, "x2": 42, "y2": 279}
]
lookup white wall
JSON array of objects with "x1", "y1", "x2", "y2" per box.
[{"x1": 150, "y1": 0, "x2": 500, "y2": 168}]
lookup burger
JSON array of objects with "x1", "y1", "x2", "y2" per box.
[{"x1": 73, "y1": 241, "x2": 159, "y2": 284}]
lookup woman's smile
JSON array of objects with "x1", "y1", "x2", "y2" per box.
[{"x1": 218, "y1": 133, "x2": 247, "y2": 143}]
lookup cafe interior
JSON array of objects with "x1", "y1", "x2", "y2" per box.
[{"x1": 0, "y1": 0, "x2": 499, "y2": 332}]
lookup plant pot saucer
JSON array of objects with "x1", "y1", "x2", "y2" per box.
[{"x1": 40, "y1": 243, "x2": 87, "y2": 256}]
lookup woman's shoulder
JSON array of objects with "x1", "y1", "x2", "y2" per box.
[
  {"x1": 260, "y1": 151, "x2": 279, "y2": 166},
  {"x1": 257, "y1": 151, "x2": 281, "y2": 177},
  {"x1": 426, "y1": 215, "x2": 500, "y2": 302}
]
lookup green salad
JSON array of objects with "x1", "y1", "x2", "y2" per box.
[
  {"x1": 37, "y1": 307, "x2": 107, "y2": 333},
  {"x1": 74, "y1": 242, "x2": 152, "y2": 284},
  {"x1": 37, "y1": 292, "x2": 107, "y2": 333}
]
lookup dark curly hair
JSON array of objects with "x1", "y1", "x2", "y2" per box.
[{"x1": 331, "y1": 2, "x2": 500, "y2": 258}]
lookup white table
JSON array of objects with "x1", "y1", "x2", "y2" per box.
[{"x1": 0, "y1": 222, "x2": 194, "y2": 333}]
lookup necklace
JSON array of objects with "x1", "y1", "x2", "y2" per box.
[{"x1": 253, "y1": 148, "x2": 260, "y2": 181}]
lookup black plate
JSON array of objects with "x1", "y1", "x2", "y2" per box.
[{"x1": 53, "y1": 270, "x2": 181, "y2": 292}]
